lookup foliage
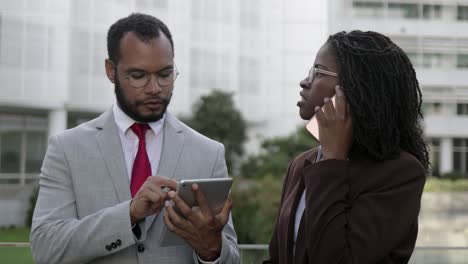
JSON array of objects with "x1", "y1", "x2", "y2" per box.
[
  {"x1": 424, "y1": 176, "x2": 468, "y2": 192},
  {"x1": 231, "y1": 175, "x2": 283, "y2": 244},
  {"x1": 440, "y1": 171, "x2": 466, "y2": 181},
  {"x1": 183, "y1": 90, "x2": 247, "y2": 173},
  {"x1": 240, "y1": 126, "x2": 317, "y2": 179},
  {"x1": 25, "y1": 187, "x2": 38, "y2": 227},
  {"x1": 0, "y1": 226, "x2": 30, "y2": 242}
]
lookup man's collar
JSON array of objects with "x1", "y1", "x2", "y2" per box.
[{"x1": 112, "y1": 103, "x2": 165, "y2": 136}]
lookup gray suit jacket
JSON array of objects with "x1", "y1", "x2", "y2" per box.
[{"x1": 30, "y1": 109, "x2": 239, "y2": 264}]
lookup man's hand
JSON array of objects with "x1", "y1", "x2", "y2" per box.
[
  {"x1": 315, "y1": 85, "x2": 353, "y2": 160},
  {"x1": 163, "y1": 183, "x2": 232, "y2": 261},
  {"x1": 130, "y1": 176, "x2": 178, "y2": 225}
]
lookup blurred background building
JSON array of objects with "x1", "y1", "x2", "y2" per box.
[
  {"x1": 0, "y1": 0, "x2": 327, "y2": 226},
  {"x1": 329, "y1": 0, "x2": 468, "y2": 178},
  {"x1": 1, "y1": 0, "x2": 468, "y2": 237}
]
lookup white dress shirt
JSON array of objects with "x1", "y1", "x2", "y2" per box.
[
  {"x1": 113, "y1": 103, "x2": 218, "y2": 264},
  {"x1": 113, "y1": 104, "x2": 164, "y2": 180}
]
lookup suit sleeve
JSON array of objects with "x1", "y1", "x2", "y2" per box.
[
  {"x1": 302, "y1": 158, "x2": 426, "y2": 264},
  {"x1": 192, "y1": 144, "x2": 240, "y2": 264},
  {"x1": 30, "y1": 135, "x2": 136, "y2": 264}
]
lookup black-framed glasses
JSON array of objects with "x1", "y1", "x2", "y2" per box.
[
  {"x1": 308, "y1": 66, "x2": 338, "y2": 84},
  {"x1": 111, "y1": 60, "x2": 179, "y2": 88}
]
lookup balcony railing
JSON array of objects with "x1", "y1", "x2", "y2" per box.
[{"x1": 1, "y1": 243, "x2": 467, "y2": 264}]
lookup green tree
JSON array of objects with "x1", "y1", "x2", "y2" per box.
[
  {"x1": 185, "y1": 90, "x2": 247, "y2": 173},
  {"x1": 231, "y1": 127, "x2": 318, "y2": 244},
  {"x1": 231, "y1": 175, "x2": 283, "y2": 244},
  {"x1": 240, "y1": 126, "x2": 317, "y2": 179}
]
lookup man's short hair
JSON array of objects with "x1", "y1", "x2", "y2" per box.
[{"x1": 107, "y1": 13, "x2": 174, "y2": 63}]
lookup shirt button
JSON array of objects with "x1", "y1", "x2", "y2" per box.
[
  {"x1": 105, "y1": 245, "x2": 112, "y2": 251},
  {"x1": 137, "y1": 243, "x2": 145, "y2": 253},
  {"x1": 111, "y1": 242, "x2": 117, "y2": 249}
]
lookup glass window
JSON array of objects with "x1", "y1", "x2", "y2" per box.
[
  {"x1": 1, "y1": 18, "x2": 23, "y2": 67},
  {"x1": 352, "y1": 1, "x2": 384, "y2": 18},
  {"x1": 457, "y1": 103, "x2": 468, "y2": 115},
  {"x1": 25, "y1": 22, "x2": 47, "y2": 70},
  {"x1": 457, "y1": 54, "x2": 468, "y2": 68},
  {"x1": 0, "y1": 132, "x2": 21, "y2": 173},
  {"x1": 0, "y1": 113, "x2": 47, "y2": 184},
  {"x1": 428, "y1": 138, "x2": 440, "y2": 177},
  {"x1": 457, "y1": 5, "x2": 468, "y2": 21},
  {"x1": 388, "y1": 3, "x2": 420, "y2": 19},
  {"x1": 407, "y1": 52, "x2": 421, "y2": 67},
  {"x1": 154, "y1": 0, "x2": 168, "y2": 9},
  {"x1": 423, "y1": 102, "x2": 443, "y2": 115},
  {"x1": 453, "y1": 138, "x2": 468, "y2": 175},
  {"x1": 240, "y1": 0, "x2": 259, "y2": 28},
  {"x1": 423, "y1": 4, "x2": 442, "y2": 19},
  {"x1": 71, "y1": 28, "x2": 90, "y2": 74},
  {"x1": 239, "y1": 57, "x2": 259, "y2": 94},
  {"x1": 422, "y1": 53, "x2": 442, "y2": 68},
  {"x1": 92, "y1": 32, "x2": 106, "y2": 76},
  {"x1": 25, "y1": 132, "x2": 46, "y2": 173}
]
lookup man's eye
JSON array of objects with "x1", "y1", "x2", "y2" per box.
[
  {"x1": 315, "y1": 71, "x2": 324, "y2": 77},
  {"x1": 130, "y1": 72, "x2": 146, "y2": 79},
  {"x1": 158, "y1": 70, "x2": 173, "y2": 78}
]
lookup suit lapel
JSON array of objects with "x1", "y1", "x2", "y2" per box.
[
  {"x1": 157, "y1": 112, "x2": 184, "y2": 181},
  {"x1": 149, "y1": 112, "x2": 185, "y2": 230},
  {"x1": 95, "y1": 109, "x2": 131, "y2": 203}
]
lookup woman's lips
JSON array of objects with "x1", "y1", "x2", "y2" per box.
[{"x1": 297, "y1": 93, "x2": 306, "y2": 107}]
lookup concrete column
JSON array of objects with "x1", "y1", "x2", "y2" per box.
[
  {"x1": 48, "y1": 109, "x2": 67, "y2": 139},
  {"x1": 440, "y1": 137, "x2": 453, "y2": 174}
]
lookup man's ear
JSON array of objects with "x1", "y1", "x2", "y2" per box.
[{"x1": 105, "y1": 59, "x2": 116, "y2": 84}]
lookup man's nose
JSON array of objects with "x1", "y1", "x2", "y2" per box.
[{"x1": 146, "y1": 74, "x2": 162, "y2": 93}]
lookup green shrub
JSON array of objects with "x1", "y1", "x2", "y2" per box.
[
  {"x1": 231, "y1": 175, "x2": 283, "y2": 244},
  {"x1": 440, "y1": 171, "x2": 466, "y2": 181},
  {"x1": 25, "y1": 187, "x2": 38, "y2": 227},
  {"x1": 424, "y1": 176, "x2": 468, "y2": 192}
]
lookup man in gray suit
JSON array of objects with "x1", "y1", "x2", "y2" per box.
[{"x1": 30, "y1": 13, "x2": 239, "y2": 264}]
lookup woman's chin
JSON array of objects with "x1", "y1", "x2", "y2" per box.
[{"x1": 299, "y1": 108, "x2": 313, "y2": 121}]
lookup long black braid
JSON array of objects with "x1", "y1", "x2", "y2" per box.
[{"x1": 326, "y1": 30, "x2": 430, "y2": 171}]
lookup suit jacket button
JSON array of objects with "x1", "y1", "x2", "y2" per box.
[
  {"x1": 137, "y1": 243, "x2": 145, "y2": 252},
  {"x1": 111, "y1": 242, "x2": 117, "y2": 249},
  {"x1": 116, "y1": 239, "x2": 122, "y2": 246},
  {"x1": 105, "y1": 245, "x2": 112, "y2": 251}
]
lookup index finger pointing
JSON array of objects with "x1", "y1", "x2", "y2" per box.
[{"x1": 148, "y1": 176, "x2": 178, "y2": 190}]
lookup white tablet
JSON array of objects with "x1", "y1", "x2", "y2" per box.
[{"x1": 159, "y1": 177, "x2": 233, "y2": 247}]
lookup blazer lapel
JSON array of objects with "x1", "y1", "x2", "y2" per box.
[
  {"x1": 157, "y1": 112, "x2": 184, "y2": 181},
  {"x1": 95, "y1": 109, "x2": 131, "y2": 203},
  {"x1": 148, "y1": 112, "x2": 185, "y2": 231}
]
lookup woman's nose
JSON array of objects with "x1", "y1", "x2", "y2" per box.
[{"x1": 300, "y1": 77, "x2": 310, "y2": 89}]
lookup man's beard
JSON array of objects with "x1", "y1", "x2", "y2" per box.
[{"x1": 114, "y1": 76, "x2": 172, "y2": 123}]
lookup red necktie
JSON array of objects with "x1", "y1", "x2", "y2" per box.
[{"x1": 130, "y1": 123, "x2": 151, "y2": 197}]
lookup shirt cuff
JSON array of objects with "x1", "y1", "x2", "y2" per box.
[{"x1": 196, "y1": 253, "x2": 220, "y2": 264}]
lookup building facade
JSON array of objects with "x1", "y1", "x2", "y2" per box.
[
  {"x1": 328, "y1": 0, "x2": 468, "y2": 176},
  {"x1": 0, "y1": 0, "x2": 327, "y2": 226}
]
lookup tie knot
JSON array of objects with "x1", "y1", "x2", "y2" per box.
[{"x1": 130, "y1": 123, "x2": 150, "y2": 140}]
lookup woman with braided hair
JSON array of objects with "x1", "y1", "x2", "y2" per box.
[{"x1": 264, "y1": 30, "x2": 429, "y2": 264}]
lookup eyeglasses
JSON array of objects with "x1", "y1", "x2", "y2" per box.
[
  {"x1": 110, "y1": 60, "x2": 179, "y2": 88},
  {"x1": 308, "y1": 66, "x2": 338, "y2": 84}
]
